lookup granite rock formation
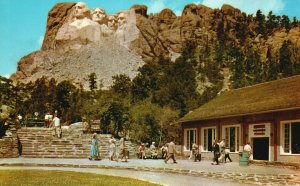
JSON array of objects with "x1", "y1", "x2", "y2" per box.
[{"x1": 11, "y1": 2, "x2": 300, "y2": 89}]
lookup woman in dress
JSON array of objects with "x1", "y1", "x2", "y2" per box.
[{"x1": 89, "y1": 133, "x2": 100, "y2": 160}]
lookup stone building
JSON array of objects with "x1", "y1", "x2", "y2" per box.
[{"x1": 180, "y1": 75, "x2": 300, "y2": 162}]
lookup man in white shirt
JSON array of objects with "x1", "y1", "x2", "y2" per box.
[
  {"x1": 52, "y1": 114, "x2": 61, "y2": 138},
  {"x1": 244, "y1": 142, "x2": 252, "y2": 160},
  {"x1": 218, "y1": 139, "x2": 225, "y2": 162},
  {"x1": 244, "y1": 142, "x2": 252, "y2": 152}
]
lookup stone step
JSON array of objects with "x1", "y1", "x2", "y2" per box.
[
  {"x1": 21, "y1": 154, "x2": 90, "y2": 158},
  {"x1": 17, "y1": 127, "x2": 122, "y2": 159}
]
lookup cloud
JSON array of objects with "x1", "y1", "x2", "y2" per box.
[
  {"x1": 202, "y1": 0, "x2": 285, "y2": 15},
  {"x1": 38, "y1": 36, "x2": 44, "y2": 48},
  {"x1": 174, "y1": 10, "x2": 182, "y2": 16},
  {"x1": 3, "y1": 74, "x2": 11, "y2": 78},
  {"x1": 147, "y1": 0, "x2": 167, "y2": 14}
]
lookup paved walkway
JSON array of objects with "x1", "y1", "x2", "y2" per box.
[{"x1": 0, "y1": 158, "x2": 299, "y2": 185}]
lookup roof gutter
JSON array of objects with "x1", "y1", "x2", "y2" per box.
[{"x1": 179, "y1": 106, "x2": 300, "y2": 124}]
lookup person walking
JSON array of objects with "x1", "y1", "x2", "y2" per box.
[
  {"x1": 164, "y1": 139, "x2": 178, "y2": 164},
  {"x1": 119, "y1": 137, "x2": 128, "y2": 162},
  {"x1": 109, "y1": 136, "x2": 117, "y2": 161},
  {"x1": 211, "y1": 139, "x2": 220, "y2": 165},
  {"x1": 160, "y1": 143, "x2": 168, "y2": 159},
  {"x1": 52, "y1": 114, "x2": 61, "y2": 138},
  {"x1": 89, "y1": 133, "x2": 100, "y2": 160},
  {"x1": 224, "y1": 147, "x2": 232, "y2": 163},
  {"x1": 218, "y1": 139, "x2": 225, "y2": 163},
  {"x1": 192, "y1": 142, "x2": 201, "y2": 162}
]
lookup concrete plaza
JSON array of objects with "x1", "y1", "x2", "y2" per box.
[{"x1": 0, "y1": 158, "x2": 299, "y2": 185}]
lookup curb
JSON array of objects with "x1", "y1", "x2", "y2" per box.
[{"x1": 0, "y1": 162, "x2": 296, "y2": 185}]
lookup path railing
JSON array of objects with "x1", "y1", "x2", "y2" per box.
[{"x1": 23, "y1": 118, "x2": 46, "y2": 128}]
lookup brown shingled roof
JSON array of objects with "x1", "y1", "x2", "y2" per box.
[{"x1": 180, "y1": 75, "x2": 300, "y2": 122}]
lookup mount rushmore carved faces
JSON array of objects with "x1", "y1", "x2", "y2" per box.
[
  {"x1": 74, "y1": 2, "x2": 89, "y2": 19},
  {"x1": 117, "y1": 12, "x2": 127, "y2": 28},
  {"x1": 91, "y1": 8, "x2": 107, "y2": 25},
  {"x1": 108, "y1": 15, "x2": 117, "y2": 31}
]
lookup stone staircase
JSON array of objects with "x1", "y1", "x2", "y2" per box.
[{"x1": 17, "y1": 127, "x2": 112, "y2": 158}]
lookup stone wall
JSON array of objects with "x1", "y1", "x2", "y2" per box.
[
  {"x1": 17, "y1": 123, "x2": 138, "y2": 159},
  {"x1": 0, "y1": 137, "x2": 19, "y2": 158},
  {"x1": 0, "y1": 105, "x2": 20, "y2": 158}
]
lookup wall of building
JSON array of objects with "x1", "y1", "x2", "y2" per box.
[{"x1": 182, "y1": 109, "x2": 300, "y2": 163}]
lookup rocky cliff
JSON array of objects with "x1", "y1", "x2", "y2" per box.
[{"x1": 11, "y1": 2, "x2": 300, "y2": 89}]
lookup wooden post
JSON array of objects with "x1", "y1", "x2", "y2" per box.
[{"x1": 273, "y1": 117, "x2": 278, "y2": 161}]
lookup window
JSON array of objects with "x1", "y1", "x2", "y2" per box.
[
  {"x1": 185, "y1": 129, "x2": 197, "y2": 151},
  {"x1": 202, "y1": 127, "x2": 216, "y2": 152},
  {"x1": 282, "y1": 121, "x2": 300, "y2": 154},
  {"x1": 223, "y1": 125, "x2": 240, "y2": 152}
]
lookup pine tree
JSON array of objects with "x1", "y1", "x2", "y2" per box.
[
  {"x1": 111, "y1": 74, "x2": 132, "y2": 96},
  {"x1": 255, "y1": 10, "x2": 266, "y2": 36},
  {"x1": 292, "y1": 16, "x2": 299, "y2": 27},
  {"x1": 279, "y1": 40, "x2": 293, "y2": 76},
  {"x1": 230, "y1": 48, "x2": 246, "y2": 88},
  {"x1": 266, "y1": 47, "x2": 278, "y2": 81},
  {"x1": 266, "y1": 11, "x2": 279, "y2": 33},
  {"x1": 281, "y1": 15, "x2": 291, "y2": 32},
  {"x1": 88, "y1": 72, "x2": 97, "y2": 91}
]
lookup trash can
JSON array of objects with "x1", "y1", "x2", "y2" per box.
[{"x1": 239, "y1": 152, "x2": 249, "y2": 166}]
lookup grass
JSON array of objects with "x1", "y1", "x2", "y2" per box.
[{"x1": 0, "y1": 170, "x2": 161, "y2": 186}]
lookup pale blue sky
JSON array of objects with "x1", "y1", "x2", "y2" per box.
[{"x1": 0, "y1": 0, "x2": 300, "y2": 78}]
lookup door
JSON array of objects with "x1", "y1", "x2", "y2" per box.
[{"x1": 253, "y1": 137, "x2": 269, "y2": 160}]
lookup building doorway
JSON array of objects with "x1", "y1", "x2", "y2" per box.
[{"x1": 252, "y1": 137, "x2": 269, "y2": 160}]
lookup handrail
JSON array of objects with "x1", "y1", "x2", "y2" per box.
[{"x1": 24, "y1": 118, "x2": 46, "y2": 128}]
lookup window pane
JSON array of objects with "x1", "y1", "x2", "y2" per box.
[
  {"x1": 291, "y1": 122, "x2": 300, "y2": 154},
  {"x1": 225, "y1": 128, "x2": 229, "y2": 146},
  {"x1": 208, "y1": 129, "x2": 212, "y2": 151},
  {"x1": 230, "y1": 127, "x2": 235, "y2": 152},
  {"x1": 237, "y1": 127, "x2": 240, "y2": 151},
  {"x1": 189, "y1": 130, "x2": 194, "y2": 150},
  {"x1": 284, "y1": 123, "x2": 290, "y2": 153},
  {"x1": 204, "y1": 129, "x2": 207, "y2": 151}
]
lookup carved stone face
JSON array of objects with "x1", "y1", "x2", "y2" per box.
[
  {"x1": 91, "y1": 8, "x2": 106, "y2": 24},
  {"x1": 117, "y1": 12, "x2": 127, "y2": 28},
  {"x1": 75, "y1": 2, "x2": 88, "y2": 19},
  {"x1": 108, "y1": 15, "x2": 117, "y2": 30}
]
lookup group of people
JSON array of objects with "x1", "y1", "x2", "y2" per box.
[
  {"x1": 189, "y1": 142, "x2": 201, "y2": 162},
  {"x1": 44, "y1": 111, "x2": 61, "y2": 138},
  {"x1": 89, "y1": 134, "x2": 129, "y2": 162},
  {"x1": 212, "y1": 139, "x2": 252, "y2": 165},
  {"x1": 211, "y1": 139, "x2": 233, "y2": 165},
  {"x1": 138, "y1": 142, "x2": 160, "y2": 159},
  {"x1": 137, "y1": 139, "x2": 179, "y2": 164}
]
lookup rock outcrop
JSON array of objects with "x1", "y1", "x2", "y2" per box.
[
  {"x1": 11, "y1": 2, "x2": 300, "y2": 89},
  {"x1": 0, "y1": 105, "x2": 19, "y2": 158}
]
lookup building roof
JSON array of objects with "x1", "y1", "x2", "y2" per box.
[{"x1": 180, "y1": 75, "x2": 300, "y2": 123}]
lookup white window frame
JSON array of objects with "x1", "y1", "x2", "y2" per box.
[
  {"x1": 201, "y1": 126, "x2": 217, "y2": 152},
  {"x1": 184, "y1": 128, "x2": 197, "y2": 151},
  {"x1": 222, "y1": 124, "x2": 241, "y2": 153},
  {"x1": 280, "y1": 120, "x2": 300, "y2": 155}
]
